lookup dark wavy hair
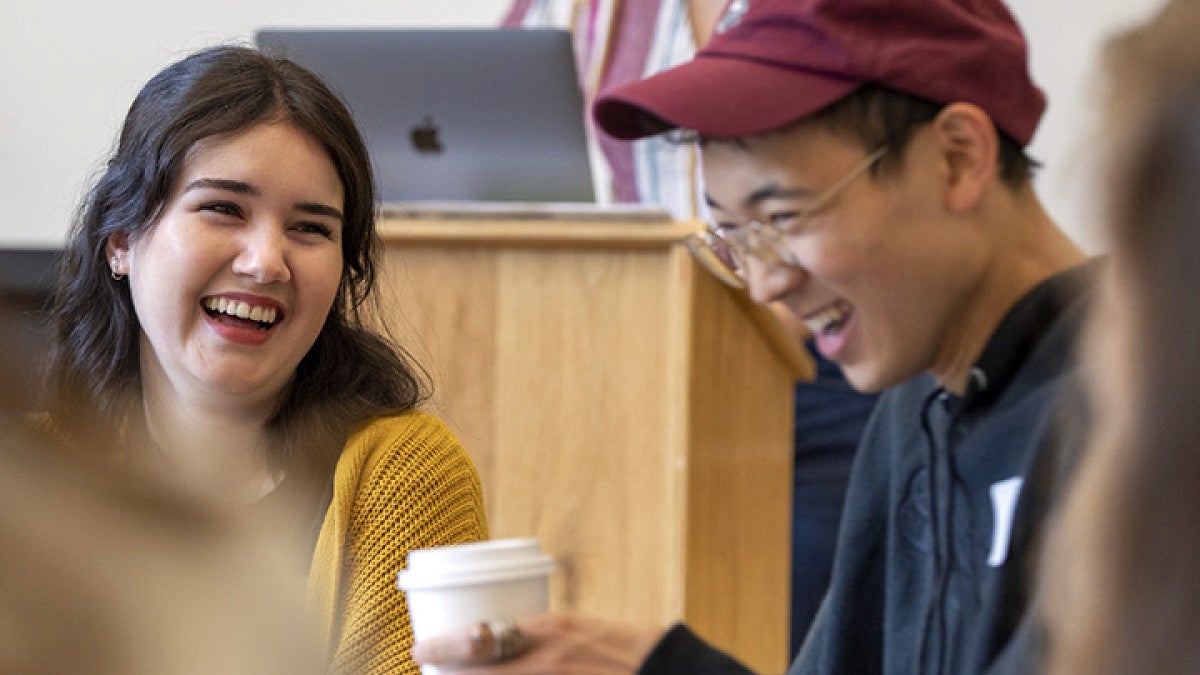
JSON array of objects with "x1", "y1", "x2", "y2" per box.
[{"x1": 48, "y1": 45, "x2": 428, "y2": 486}]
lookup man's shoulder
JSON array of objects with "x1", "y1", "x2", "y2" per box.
[{"x1": 997, "y1": 259, "x2": 1101, "y2": 409}]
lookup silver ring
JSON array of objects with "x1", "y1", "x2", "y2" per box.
[{"x1": 476, "y1": 618, "x2": 528, "y2": 662}]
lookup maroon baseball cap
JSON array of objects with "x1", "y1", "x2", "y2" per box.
[{"x1": 593, "y1": 0, "x2": 1046, "y2": 146}]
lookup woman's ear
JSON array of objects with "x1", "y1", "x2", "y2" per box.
[
  {"x1": 930, "y1": 102, "x2": 999, "y2": 213},
  {"x1": 106, "y1": 231, "x2": 132, "y2": 277}
]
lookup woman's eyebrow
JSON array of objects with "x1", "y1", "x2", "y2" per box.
[
  {"x1": 297, "y1": 202, "x2": 344, "y2": 221},
  {"x1": 183, "y1": 177, "x2": 259, "y2": 196},
  {"x1": 184, "y1": 178, "x2": 343, "y2": 221}
]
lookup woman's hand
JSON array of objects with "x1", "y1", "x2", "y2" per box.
[{"x1": 411, "y1": 612, "x2": 666, "y2": 674}]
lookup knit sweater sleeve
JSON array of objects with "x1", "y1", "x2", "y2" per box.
[{"x1": 309, "y1": 412, "x2": 489, "y2": 675}]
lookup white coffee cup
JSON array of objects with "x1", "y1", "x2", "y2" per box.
[{"x1": 398, "y1": 538, "x2": 555, "y2": 675}]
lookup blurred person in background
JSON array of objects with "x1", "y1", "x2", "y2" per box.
[
  {"x1": 503, "y1": 0, "x2": 724, "y2": 220},
  {"x1": 1042, "y1": 1, "x2": 1200, "y2": 672},
  {"x1": 44, "y1": 44, "x2": 488, "y2": 674}
]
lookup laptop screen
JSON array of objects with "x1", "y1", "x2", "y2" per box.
[{"x1": 256, "y1": 28, "x2": 595, "y2": 204}]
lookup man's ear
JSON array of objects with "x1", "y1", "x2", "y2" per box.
[{"x1": 929, "y1": 102, "x2": 999, "y2": 213}]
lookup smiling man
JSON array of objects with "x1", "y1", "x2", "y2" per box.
[
  {"x1": 413, "y1": 0, "x2": 1096, "y2": 673},
  {"x1": 594, "y1": 0, "x2": 1093, "y2": 672}
]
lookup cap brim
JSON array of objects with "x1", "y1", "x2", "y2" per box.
[{"x1": 593, "y1": 53, "x2": 861, "y2": 141}]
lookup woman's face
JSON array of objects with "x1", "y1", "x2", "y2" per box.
[{"x1": 110, "y1": 121, "x2": 346, "y2": 408}]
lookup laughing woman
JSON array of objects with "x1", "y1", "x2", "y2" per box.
[{"x1": 46, "y1": 45, "x2": 488, "y2": 674}]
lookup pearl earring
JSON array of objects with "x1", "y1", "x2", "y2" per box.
[{"x1": 110, "y1": 255, "x2": 126, "y2": 281}]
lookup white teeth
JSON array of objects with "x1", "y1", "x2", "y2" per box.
[
  {"x1": 804, "y1": 302, "x2": 850, "y2": 335},
  {"x1": 204, "y1": 297, "x2": 278, "y2": 325}
]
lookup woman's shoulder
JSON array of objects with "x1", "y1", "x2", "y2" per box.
[
  {"x1": 335, "y1": 410, "x2": 477, "y2": 492},
  {"x1": 343, "y1": 410, "x2": 459, "y2": 459},
  {"x1": 328, "y1": 409, "x2": 488, "y2": 538},
  {"x1": 349, "y1": 409, "x2": 451, "y2": 436}
]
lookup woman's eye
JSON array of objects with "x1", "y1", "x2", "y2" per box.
[
  {"x1": 200, "y1": 201, "x2": 243, "y2": 218},
  {"x1": 293, "y1": 221, "x2": 336, "y2": 239}
]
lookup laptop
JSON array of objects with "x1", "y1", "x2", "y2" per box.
[{"x1": 255, "y1": 28, "x2": 595, "y2": 204}]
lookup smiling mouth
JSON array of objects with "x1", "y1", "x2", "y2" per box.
[
  {"x1": 202, "y1": 296, "x2": 282, "y2": 331},
  {"x1": 804, "y1": 300, "x2": 852, "y2": 336}
]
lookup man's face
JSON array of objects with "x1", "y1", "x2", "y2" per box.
[{"x1": 701, "y1": 123, "x2": 993, "y2": 393}]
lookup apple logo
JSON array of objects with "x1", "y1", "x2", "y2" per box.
[{"x1": 410, "y1": 116, "x2": 444, "y2": 155}]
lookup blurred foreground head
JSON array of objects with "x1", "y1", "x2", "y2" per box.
[
  {"x1": 1043, "y1": 1, "x2": 1200, "y2": 672},
  {"x1": 0, "y1": 334, "x2": 323, "y2": 674}
]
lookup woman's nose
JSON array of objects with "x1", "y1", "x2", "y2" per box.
[{"x1": 231, "y1": 226, "x2": 291, "y2": 284}]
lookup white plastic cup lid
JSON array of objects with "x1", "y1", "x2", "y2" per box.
[{"x1": 397, "y1": 538, "x2": 555, "y2": 591}]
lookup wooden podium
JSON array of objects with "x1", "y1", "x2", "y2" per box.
[{"x1": 376, "y1": 206, "x2": 812, "y2": 673}]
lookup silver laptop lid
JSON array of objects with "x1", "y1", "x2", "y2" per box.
[{"x1": 255, "y1": 28, "x2": 595, "y2": 204}]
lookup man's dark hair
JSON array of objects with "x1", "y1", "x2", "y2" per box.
[{"x1": 676, "y1": 85, "x2": 1039, "y2": 189}]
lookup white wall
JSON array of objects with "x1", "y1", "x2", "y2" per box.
[
  {"x1": 0, "y1": 0, "x2": 511, "y2": 248},
  {"x1": 1010, "y1": 0, "x2": 1166, "y2": 252},
  {"x1": 0, "y1": 0, "x2": 1166, "y2": 249}
]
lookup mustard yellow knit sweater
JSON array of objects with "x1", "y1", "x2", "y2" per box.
[{"x1": 308, "y1": 411, "x2": 488, "y2": 674}]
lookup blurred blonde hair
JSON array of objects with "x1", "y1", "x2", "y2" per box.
[
  {"x1": 0, "y1": 331, "x2": 325, "y2": 675},
  {"x1": 1042, "y1": 1, "x2": 1200, "y2": 672}
]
